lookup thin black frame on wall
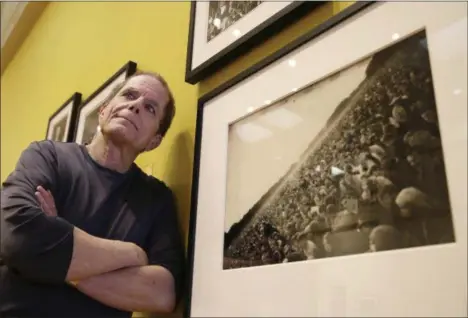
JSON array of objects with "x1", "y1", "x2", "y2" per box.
[
  {"x1": 45, "y1": 92, "x2": 82, "y2": 143},
  {"x1": 72, "y1": 60, "x2": 137, "y2": 145},
  {"x1": 185, "y1": 1, "x2": 326, "y2": 85}
]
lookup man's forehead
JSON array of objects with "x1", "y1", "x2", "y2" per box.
[{"x1": 124, "y1": 75, "x2": 164, "y2": 94}]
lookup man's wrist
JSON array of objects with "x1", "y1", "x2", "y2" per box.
[
  {"x1": 133, "y1": 244, "x2": 149, "y2": 266},
  {"x1": 123, "y1": 242, "x2": 148, "y2": 267}
]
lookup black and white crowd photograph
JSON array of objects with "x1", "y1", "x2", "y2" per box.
[
  {"x1": 207, "y1": 1, "x2": 262, "y2": 41},
  {"x1": 223, "y1": 30, "x2": 455, "y2": 270}
]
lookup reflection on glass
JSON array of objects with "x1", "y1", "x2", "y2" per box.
[
  {"x1": 260, "y1": 108, "x2": 303, "y2": 130},
  {"x1": 207, "y1": 1, "x2": 263, "y2": 42},
  {"x1": 235, "y1": 122, "x2": 272, "y2": 143},
  {"x1": 392, "y1": 33, "x2": 400, "y2": 40}
]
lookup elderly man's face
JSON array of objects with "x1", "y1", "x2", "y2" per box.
[{"x1": 99, "y1": 75, "x2": 169, "y2": 152}]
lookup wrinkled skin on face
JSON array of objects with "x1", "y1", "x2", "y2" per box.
[{"x1": 98, "y1": 74, "x2": 170, "y2": 154}]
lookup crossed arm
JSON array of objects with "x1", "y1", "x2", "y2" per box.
[
  {"x1": 0, "y1": 142, "x2": 182, "y2": 314},
  {"x1": 35, "y1": 187, "x2": 177, "y2": 313}
]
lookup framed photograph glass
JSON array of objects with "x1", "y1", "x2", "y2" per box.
[
  {"x1": 185, "y1": 1, "x2": 325, "y2": 84},
  {"x1": 186, "y1": 2, "x2": 467, "y2": 317},
  {"x1": 46, "y1": 92, "x2": 82, "y2": 142},
  {"x1": 73, "y1": 61, "x2": 137, "y2": 145}
]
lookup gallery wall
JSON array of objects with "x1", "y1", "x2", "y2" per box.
[{"x1": 0, "y1": 1, "x2": 353, "y2": 316}]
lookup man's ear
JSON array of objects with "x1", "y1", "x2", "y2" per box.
[
  {"x1": 98, "y1": 106, "x2": 104, "y2": 119},
  {"x1": 98, "y1": 102, "x2": 108, "y2": 117},
  {"x1": 144, "y1": 134, "x2": 163, "y2": 152}
]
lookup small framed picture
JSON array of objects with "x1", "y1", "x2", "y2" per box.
[
  {"x1": 185, "y1": 1, "x2": 325, "y2": 84},
  {"x1": 186, "y1": 1, "x2": 467, "y2": 317},
  {"x1": 73, "y1": 61, "x2": 137, "y2": 145},
  {"x1": 46, "y1": 92, "x2": 82, "y2": 142}
]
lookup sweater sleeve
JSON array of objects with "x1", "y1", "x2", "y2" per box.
[{"x1": 0, "y1": 141, "x2": 74, "y2": 284}]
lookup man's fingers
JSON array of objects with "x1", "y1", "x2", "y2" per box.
[
  {"x1": 36, "y1": 185, "x2": 58, "y2": 217},
  {"x1": 35, "y1": 191, "x2": 54, "y2": 216},
  {"x1": 37, "y1": 186, "x2": 50, "y2": 200},
  {"x1": 37, "y1": 186, "x2": 55, "y2": 208},
  {"x1": 35, "y1": 191, "x2": 47, "y2": 210},
  {"x1": 46, "y1": 190, "x2": 56, "y2": 208},
  {"x1": 36, "y1": 186, "x2": 51, "y2": 206},
  {"x1": 36, "y1": 185, "x2": 46, "y2": 194},
  {"x1": 35, "y1": 191, "x2": 48, "y2": 209},
  {"x1": 35, "y1": 192, "x2": 46, "y2": 211}
]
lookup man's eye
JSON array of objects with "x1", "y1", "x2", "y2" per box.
[
  {"x1": 145, "y1": 104, "x2": 156, "y2": 114},
  {"x1": 124, "y1": 92, "x2": 136, "y2": 99}
]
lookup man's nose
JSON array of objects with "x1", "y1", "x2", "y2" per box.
[
  {"x1": 128, "y1": 105, "x2": 140, "y2": 114},
  {"x1": 127, "y1": 98, "x2": 143, "y2": 114}
]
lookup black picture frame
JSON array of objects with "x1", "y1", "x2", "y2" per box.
[
  {"x1": 45, "y1": 92, "x2": 82, "y2": 142},
  {"x1": 72, "y1": 60, "x2": 137, "y2": 144},
  {"x1": 185, "y1": 1, "x2": 326, "y2": 85},
  {"x1": 184, "y1": 2, "x2": 377, "y2": 317}
]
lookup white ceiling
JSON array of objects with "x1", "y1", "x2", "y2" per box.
[{"x1": 1, "y1": 1, "x2": 27, "y2": 48}]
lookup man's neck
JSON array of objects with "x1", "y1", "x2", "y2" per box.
[{"x1": 86, "y1": 133, "x2": 137, "y2": 173}]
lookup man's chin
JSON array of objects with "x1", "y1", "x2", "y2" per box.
[{"x1": 102, "y1": 127, "x2": 135, "y2": 146}]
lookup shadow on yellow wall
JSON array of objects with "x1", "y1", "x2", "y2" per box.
[{"x1": 162, "y1": 131, "x2": 194, "y2": 244}]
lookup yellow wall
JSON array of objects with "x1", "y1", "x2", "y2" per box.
[{"x1": 1, "y1": 1, "x2": 353, "y2": 316}]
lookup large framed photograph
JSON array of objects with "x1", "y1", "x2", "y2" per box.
[
  {"x1": 46, "y1": 92, "x2": 82, "y2": 142},
  {"x1": 185, "y1": 1, "x2": 325, "y2": 84},
  {"x1": 73, "y1": 61, "x2": 137, "y2": 145},
  {"x1": 186, "y1": 2, "x2": 467, "y2": 317}
]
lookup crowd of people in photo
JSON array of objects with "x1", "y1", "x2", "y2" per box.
[
  {"x1": 207, "y1": 1, "x2": 262, "y2": 41},
  {"x1": 224, "y1": 35, "x2": 455, "y2": 269}
]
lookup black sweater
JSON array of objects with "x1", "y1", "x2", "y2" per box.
[{"x1": 0, "y1": 140, "x2": 184, "y2": 317}]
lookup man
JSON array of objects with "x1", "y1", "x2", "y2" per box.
[{"x1": 0, "y1": 71, "x2": 185, "y2": 317}]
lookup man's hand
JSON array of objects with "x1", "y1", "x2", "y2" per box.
[{"x1": 35, "y1": 185, "x2": 57, "y2": 217}]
